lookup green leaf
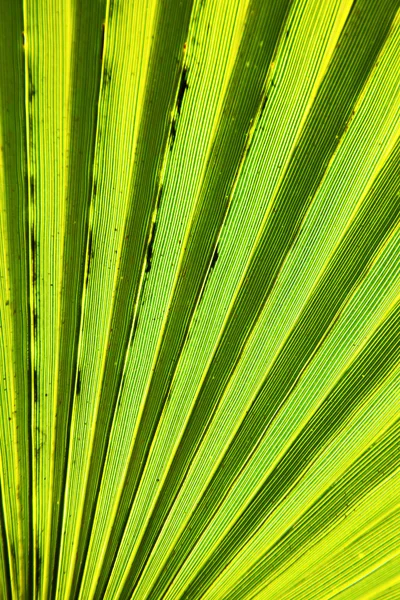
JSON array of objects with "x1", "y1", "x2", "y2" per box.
[{"x1": 0, "y1": 0, "x2": 399, "y2": 598}]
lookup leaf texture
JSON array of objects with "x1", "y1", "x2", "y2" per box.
[{"x1": 0, "y1": 0, "x2": 399, "y2": 598}]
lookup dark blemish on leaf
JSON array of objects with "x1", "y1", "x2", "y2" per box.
[
  {"x1": 100, "y1": 23, "x2": 105, "y2": 62},
  {"x1": 30, "y1": 228, "x2": 36, "y2": 255},
  {"x1": 76, "y1": 370, "x2": 81, "y2": 395},
  {"x1": 145, "y1": 222, "x2": 157, "y2": 274},
  {"x1": 28, "y1": 65, "x2": 35, "y2": 100},
  {"x1": 155, "y1": 185, "x2": 163, "y2": 211},
  {"x1": 36, "y1": 547, "x2": 41, "y2": 593},
  {"x1": 22, "y1": 32, "x2": 26, "y2": 47},
  {"x1": 33, "y1": 368, "x2": 38, "y2": 403},
  {"x1": 210, "y1": 245, "x2": 219, "y2": 269},
  {"x1": 176, "y1": 67, "x2": 188, "y2": 115},
  {"x1": 30, "y1": 176, "x2": 35, "y2": 198},
  {"x1": 88, "y1": 230, "x2": 94, "y2": 260},
  {"x1": 260, "y1": 94, "x2": 268, "y2": 114},
  {"x1": 93, "y1": 180, "x2": 97, "y2": 198},
  {"x1": 30, "y1": 228, "x2": 37, "y2": 286},
  {"x1": 27, "y1": 66, "x2": 35, "y2": 101},
  {"x1": 29, "y1": 83, "x2": 35, "y2": 102},
  {"x1": 5, "y1": 300, "x2": 9, "y2": 306},
  {"x1": 170, "y1": 119, "x2": 176, "y2": 149},
  {"x1": 103, "y1": 66, "x2": 112, "y2": 87},
  {"x1": 33, "y1": 310, "x2": 37, "y2": 334}
]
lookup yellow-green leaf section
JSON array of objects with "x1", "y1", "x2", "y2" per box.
[{"x1": 0, "y1": 0, "x2": 399, "y2": 599}]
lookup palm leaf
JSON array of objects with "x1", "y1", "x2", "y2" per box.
[{"x1": 0, "y1": 0, "x2": 399, "y2": 598}]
